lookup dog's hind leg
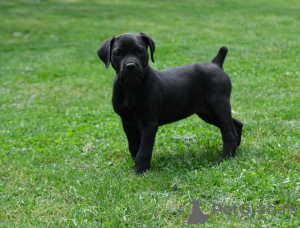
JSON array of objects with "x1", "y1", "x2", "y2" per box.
[
  {"x1": 197, "y1": 99, "x2": 238, "y2": 160},
  {"x1": 233, "y1": 118, "x2": 243, "y2": 146},
  {"x1": 210, "y1": 99, "x2": 238, "y2": 160}
]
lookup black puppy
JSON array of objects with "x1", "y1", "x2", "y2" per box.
[{"x1": 97, "y1": 33, "x2": 243, "y2": 174}]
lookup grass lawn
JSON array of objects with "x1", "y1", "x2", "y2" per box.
[{"x1": 0, "y1": 0, "x2": 299, "y2": 227}]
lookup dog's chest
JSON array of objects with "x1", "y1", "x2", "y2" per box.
[{"x1": 123, "y1": 93, "x2": 141, "y2": 109}]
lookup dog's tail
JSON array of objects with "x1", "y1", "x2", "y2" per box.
[{"x1": 212, "y1": 46, "x2": 228, "y2": 69}]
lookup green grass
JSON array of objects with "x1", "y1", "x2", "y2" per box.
[{"x1": 0, "y1": 0, "x2": 299, "y2": 227}]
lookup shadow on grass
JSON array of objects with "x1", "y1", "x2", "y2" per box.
[
  {"x1": 122, "y1": 142, "x2": 247, "y2": 174},
  {"x1": 152, "y1": 146, "x2": 222, "y2": 172},
  {"x1": 150, "y1": 142, "x2": 249, "y2": 174}
]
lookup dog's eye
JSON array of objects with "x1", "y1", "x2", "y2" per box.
[
  {"x1": 137, "y1": 49, "x2": 143, "y2": 55},
  {"x1": 114, "y1": 50, "x2": 121, "y2": 56}
]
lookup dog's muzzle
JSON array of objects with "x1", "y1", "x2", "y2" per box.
[{"x1": 119, "y1": 62, "x2": 144, "y2": 87}]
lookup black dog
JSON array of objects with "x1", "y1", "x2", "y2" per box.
[{"x1": 97, "y1": 33, "x2": 243, "y2": 174}]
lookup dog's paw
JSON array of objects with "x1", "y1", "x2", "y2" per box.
[
  {"x1": 134, "y1": 164, "x2": 150, "y2": 175},
  {"x1": 217, "y1": 158, "x2": 224, "y2": 165},
  {"x1": 134, "y1": 157, "x2": 151, "y2": 175},
  {"x1": 218, "y1": 154, "x2": 235, "y2": 165},
  {"x1": 134, "y1": 167, "x2": 150, "y2": 175}
]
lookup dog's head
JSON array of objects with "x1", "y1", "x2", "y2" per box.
[{"x1": 97, "y1": 33, "x2": 155, "y2": 88}]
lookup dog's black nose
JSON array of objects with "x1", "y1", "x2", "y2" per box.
[{"x1": 126, "y1": 63, "x2": 136, "y2": 70}]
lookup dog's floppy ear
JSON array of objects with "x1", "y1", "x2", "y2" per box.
[
  {"x1": 139, "y1": 32, "x2": 155, "y2": 63},
  {"x1": 97, "y1": 36, "x2": 116, "y2": 68}
]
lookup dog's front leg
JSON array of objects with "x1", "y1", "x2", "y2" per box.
[
  {"x1": 134, "y1": 121, "x2": 158, "y2": 174},
  {"x1": 121, "y1": 118, "x2": 141, "y2": 159}
]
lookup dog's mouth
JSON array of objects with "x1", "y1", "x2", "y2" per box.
[{"x1": 120, "y1": 74, "x2": 142, "y2": 87}]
